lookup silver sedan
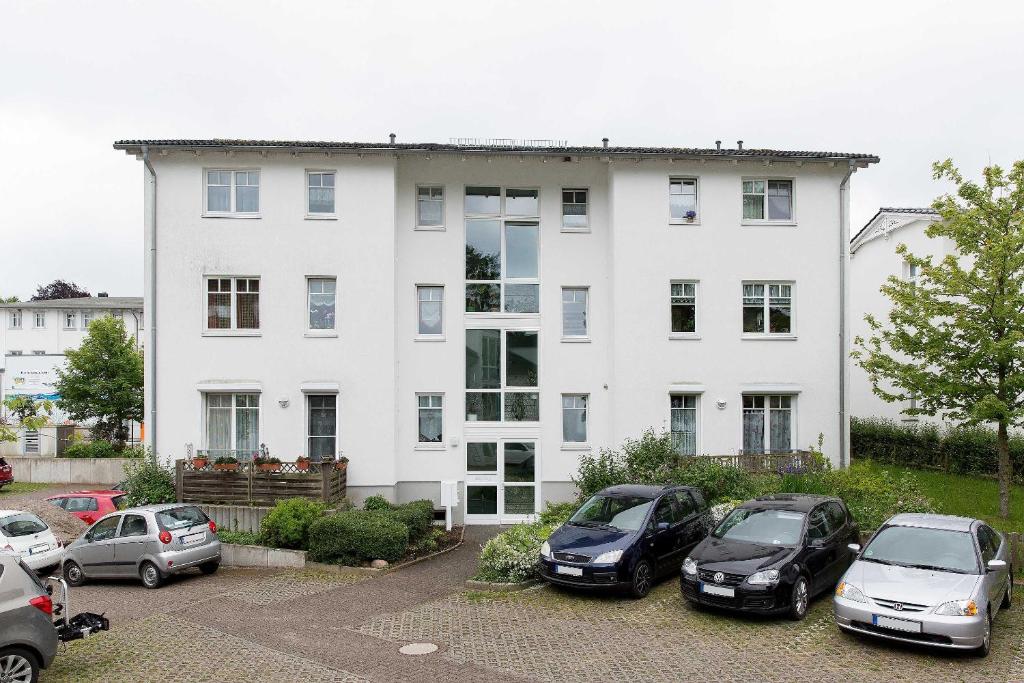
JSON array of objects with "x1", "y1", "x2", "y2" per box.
[{"x1": 833, "y1": 513, "x2": 1013, "y2": 657}]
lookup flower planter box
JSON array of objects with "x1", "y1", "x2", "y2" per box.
[
  {"x1": 335, "y1": 462, "x2": 348, "y2": 472},
  {"x1": 256, "y1": 464, "x2": 281, "y2": 473},
  {"x1": 296, "y1": 461, "x2": 310, "y2": 472},
  {"x1": 192, "y1": 459, "x2": 208, "y2": 470},
  {"x1": 214, "y1": 463, "x2": 239, "y2": 472}
]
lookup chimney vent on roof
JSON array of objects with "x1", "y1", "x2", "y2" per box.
[
  {"x1": 389, "y1": 133, "x2": 396, "y2": 144},
  {"x1": 737, "y1": 140, "x2": 743, "y2": 151},
  {"x1": 602, "y1": 137, "x2": 609, "y2": 148},
  {"x1": 98, "y1": 292, "x2": 108, "y2": 297},
  {"x1": 715, "y1": 140, "x2": 721, "y2": 150}
]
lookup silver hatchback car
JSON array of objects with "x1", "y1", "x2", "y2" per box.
[
  {"x1": 834, "y1": 513, "x2": 1014, "y2": 657},
  {"x1": 62, "y1": 504, "x2": 221, "y2": 589}
]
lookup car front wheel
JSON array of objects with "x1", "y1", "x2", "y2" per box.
[
  {"x1": 629, "y1": 559, "x2": 654, "y2": 599},
  {"x1": 63, "y1": 560, "x2": 86, "y2": 587},
  {"x1": 975, "y1": 610, "x2": 992, "y2": 658},
  {"x1": 140, "y1": 561, "x2": 164, "y2": 589},
  {"x1": 0, "y1": 646, "x2": 40, "y2": 683},
  {"x1": 789, "y1": 576, "x2": 809, "y2": 621}
]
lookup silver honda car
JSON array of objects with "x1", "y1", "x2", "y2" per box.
[
  {"x1": 833, "y1": 513, "x2": 1013, "y2": 657},
  {"x1": 62, "y1": 504, "x2": 221, "y2": 589}
]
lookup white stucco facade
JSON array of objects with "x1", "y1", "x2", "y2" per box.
[{"x1": 117, "y1": 139, "x2": 877, "y2": 522}]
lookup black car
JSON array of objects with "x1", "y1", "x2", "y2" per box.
[
  {"x1": 539, "y1": 484, "x2": 710, "y2": 598},
  {"x1": 680, "y1": 494, "x2": 859, "y2": 619}
]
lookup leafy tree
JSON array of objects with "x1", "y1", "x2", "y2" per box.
[
  {"x1": 0, "y1": 397, "x2": 53, "y2": 444},
  {"x1": 853, "y1": 159, "x2": 1024, "y2": 518},
  {"x1": 0, "y1": 295, "x2": 18, "y2": 303},
  {"x1": 32, "y1": 280, "x2": 90, "y2": 301},
  {"x1": 55, "y1": 316, "x2": 143, "y2": 447}
]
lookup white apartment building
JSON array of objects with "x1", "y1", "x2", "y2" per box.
[
  {"x1": 849, "y1": 207, "x2": 945, "y2": 424},
  {"x1": 0, "y1": 296, "x2": 144, "y2": 453},
  {"x1": 115, "y1": 138, "x2": 877, "y2": 523}
]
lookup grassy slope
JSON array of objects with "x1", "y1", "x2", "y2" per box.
[{"x1": 0, "y1": 482, "x2": 51, "y2": 496}]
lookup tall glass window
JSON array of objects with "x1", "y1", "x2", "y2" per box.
[
  {"x1": 671, "y1": 395, "x2": 697, "y2": 455},
  {"x1": 307, "y1": 394, "x2": 337, "y2": 461},
  {"x1": 465, "y1": 187, "x2": 539, "y2": 313},
  {"x1": 465, "y1": 329, "x2": 538, "y2": 422}
]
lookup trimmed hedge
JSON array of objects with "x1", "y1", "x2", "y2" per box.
[
  {"x1": 63, "y1": 440, "x2": 145, "y2": 459},
  {"x1": 387, "y1": 500, "x2": 435, "y2": 544},
  {"x1": 852, "y1": 417, "x2": 1024, "y2": 482},
  {"x1": 307, "y1": 510, "x2": 409, "y2": 565},
  {"x1": 259, "y1": 498, "x2": 327, "y2": 550}
]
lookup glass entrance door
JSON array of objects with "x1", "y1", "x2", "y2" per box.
[{"x1": 465, "y1": 440, "x2": 537, "y2": 524}]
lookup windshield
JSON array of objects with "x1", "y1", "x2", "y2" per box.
[
  {"x1": 713, "y1": 508, "x2": 805, "y2": 545},
  {"x1": 861, "y1": 526, "x2": 979, "y2": 574},
  {"x1": 156, "y1": 506, "x2": 208, "y2": 531},
  {"x1": 569, "y1": 494, "x2": 654, "y2": 532},
  {"x1": 0, "y1": 513, "x2": 49, "y2": 538}
]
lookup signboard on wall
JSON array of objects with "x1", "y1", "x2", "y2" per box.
[{"x1": 3, "y1": 356, "x2": 62, "y2": 401}]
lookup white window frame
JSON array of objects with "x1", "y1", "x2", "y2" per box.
[
  {"x1": 670, "y1": 280, "x2": 699, "y2": 339},
  {"x1": 63, "y1": 310, "x2": 77, "y2": 330},
  {"x1": 305, "y1": 170, "x2": 337, "y2": 219},
  {"x1": 305, "y1": 276, "x2": 338, "y2": 336},
  {"x1": 202, "y1": 168, "x2": 261, "y2": 218},
  {"x1": 904, "y1": 260, "x2": 920, "y2": 285},
  {"x1": 741, "y1": 394, "x2": 796, "y2": 454},
  {"x1": 80, "y1": 310, "x2": 93, "y2": 331},
  {"x1": 670, "y1": 394, "x2": 700, "y2": 456},
  {"x1": 669, "y1": 177, "x2": 700, "y2": 224},
  {"x1": 9, "y1": 310, "x2": 21, "y2": 329},
  {"x1": 415, "y1": 285, "x2": 445, "y2": 340},
  {"x1": 465, "y1": 327, "x2": 540, "y2": 424},
  {"x1": 741, "y1": 281, "x2": 795, "y2": 339},
  {"x1": 741, "y1": 177, "x2": 796, "y2": 225},
  {"x1": 561, "y1": 286, "x2": 590, "y2": 342},
  {"x1": 415, "y1": 185, "x2": 446, "y2": 230},
  {"x1": 415, "y1": 393, "x2": 445, "y2": 450},
  {"x1": 306, "y1": 393, "x2": 339, "y2": 460},
  {"x1": 561, "y1": 393, "x2": 589, "y2": 449},
  {"x1": 33, "y1": 311, "x2": 46, "y2": 329},
  {"x1": 202, "y1": 392, "x2": 262, "y2": 457},
  {"x1": 203, "y1": 276, "x2": 261, "y2": 335},
  {"x1": 561, "y1": 187, "x2": 590, "y2": 232}
]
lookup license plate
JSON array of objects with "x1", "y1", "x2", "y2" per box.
[
  {"x1": 180, "y1": 533, "x2": 205, "y2": 545},
  {"x1": 873, "y1": 615, "x2": 922, "y2": 633},
  {"x1": 699, "y1": 582, "x2": 735, "y2": 598},
  {"x1": 555, "y1": 565, "x2": 583, "y2": 577},
  {"x1": 29, "y1": 544, "x2": 48, "y2": 555}
]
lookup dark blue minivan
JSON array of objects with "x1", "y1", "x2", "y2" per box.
[{"x1": 538, "y1": 484, "x2": 710, "y2": 598}]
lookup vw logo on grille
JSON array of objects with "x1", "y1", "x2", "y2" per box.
[
  {"x1": 713, "y1": 572, "x2": 725, "y2": 584},
  {"x1": 566, "y1": 555, "x2": 578, "y2": 562},
  {"x1": 893, "y1": 602, "x2": 903, "y2": 611}
]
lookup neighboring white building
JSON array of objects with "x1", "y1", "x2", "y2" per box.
[
  {"x1": 0, "y1": 296, "x2": 144, "y2": 454},
  {"x1": 115, "y1": 137, "x2": 877, "y2": 523},
  {"x1": 849, "y1": 207, "x2": 945, "y2": 424}
]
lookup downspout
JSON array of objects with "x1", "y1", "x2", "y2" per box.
[
  {"x1": 838, "y1": 163, "x2": 855, "y2": 468},
  {"x1": 142, "y1": 146, "x2": 157, "y2": 461}
]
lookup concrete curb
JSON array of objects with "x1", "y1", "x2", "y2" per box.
[
  {"x1": 221, "y1": 543, "x2": 306, "y2": 569},
  {"x1": 464, "y1": 578, "x2": 541, "y2": 592}
]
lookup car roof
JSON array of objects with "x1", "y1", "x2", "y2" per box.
[
  {"x1": 48, "y1": 490, "x2": 124, "y2": 497},
  {"x1": 598, "y1": 484, "x2": 698, "y2": 498},
  {"x1": 741, "y1": 494, "x2": 838, "y2": 512},
  {"x1": 119, "y1": 503, "x2": 193, "y2": 514},
  {"x1": 884, "y1": 513, "x2": 977, "y2": 532}
]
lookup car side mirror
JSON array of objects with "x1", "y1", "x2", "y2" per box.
[
  {"x1": 847, "y1": 543, "x2": 861, "y2": 553},
  {"x1": 987, "y1": 559, "x2": 1007, "y2": 572},
  {"x1": 656, "y1": 522, "x2": 670, "y2": 532},
  {"x1": 84, "y1": 534, "x2": 93, "y2": 543}
]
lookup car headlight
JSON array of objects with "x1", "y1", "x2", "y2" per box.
[
  {"x1": 682, "y1": 557, "x2": 698, "y2": 576},
  {"x1": 746, "y1": 569, "x2": 780, "y2": 585},
  {"x1": 934, "y1": 599, "x2": 978, "y2": 617},
  {"x1": 835, "y1": 581, "x2": 867, "y2": 603},
  {"x1": 539, "y1": 541, "x2": 551, "y2": 559},
  {"x1": 593, "y1": 549, "x2": 623, "y2": 564}
]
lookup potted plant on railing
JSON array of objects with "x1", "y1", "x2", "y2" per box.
[
  {"x1": 254, "y1": 455, "x2": 282, "y2": 472},
  {"x1": 213, "y1": 456, "x2": 239, "y2": 472},
  {"x1": 192, "y1": 455, "x2": 209, "y2": 470},
  {"x1": 295, "y1": 455, "x2": 311, "y2": 472},
  {"x1": 685, "y1": 209, "x2": 697, "y2": 223},
  {"x1": 334, "y1": 455, "x2": 349, "y2": 472}
]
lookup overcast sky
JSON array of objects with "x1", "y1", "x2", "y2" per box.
[{"x1": 1, "y1": 0, "x2": 1021, "y2": 300}]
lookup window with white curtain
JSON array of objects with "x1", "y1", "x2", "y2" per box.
[
  {"x1": 417, "y1": 286, "x2": 444, "y2": 336},
  {"x1": 669, "y1": 178, "x2": 698, "y2": 220},
  {"x1": 33, "y1": 311, "x2": 46, "y2": 328},
  {"x1": 416, "y1": 186, "x2": 444, "y2": 228},
  {"x1": 561, "y1": 394, "x2": 588, "y2": 443},
  {"x1": 671, "y1": 395, "x2": 698, "y2": 455},
  {"x1": 205, "y1": 393, "x2": 260, "y2": 458},
  {"x1": 205, "y1": 169, "x2": 260, "y2": 214},
  {"x1": 307, "y1": 278, "x2": 337, "y2": 330},
  {"x1": 9, "y1": 310, "x2": 21, "y2": 329},
  {"x1": 417, "y1": 394, "x2": 443, "y2": 444},
  {"x1": 743, "y1": 179, "x2": 792, "y2": 221},
  {"x1": 307, "y1": 394, "x2": 337, "y2": 460},
  {"x1": 64, "y1": 311, "x2": 77, "y2": 329},
  {"x1": 742, "y1": 395, "x2": 793, "y2": 454},
  {"x1": 80, "y1": 310, "x2": 93, "y2": 330},
  {"x1": 307, "y1": 171, "x2": 336, "y2": 215},
  {"x1": 742, "y1": 282, "x2": 792, "y2": 334},
  {"x1": 206, "y1": 277, "x2": 260, "y2": 330},
  {"x1": 561, "y1": 288, "x2": 588, "y2": 338}
]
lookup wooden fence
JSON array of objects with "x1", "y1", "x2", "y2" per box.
[{"x1": 175, "y1": 460, "x2": 346, "y2": 506}]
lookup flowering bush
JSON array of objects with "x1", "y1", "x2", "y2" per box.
[
  {"x1": 474, "y1": 522, "x2": 555, "y2": 583},
  {"x1": 708, "y1": 501, "x2": 739, "y2": 528}
]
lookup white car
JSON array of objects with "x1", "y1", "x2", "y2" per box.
[{"x1": 0, "y1": 509, "x2": 64, "y2": 572}]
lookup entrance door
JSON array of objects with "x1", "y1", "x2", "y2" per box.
[{"x1": 465, "y1": 440, "x2": 537, "y2": 524}]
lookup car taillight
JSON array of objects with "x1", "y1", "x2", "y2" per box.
[
  {"x1": 30, "y1": 595, "x2": 53, "y2": 615},
  {"x1": 208, "y1": 520, "x2": 217, "y2": 533},
  {"x1": 159, "y1": 531, "x2": 172, "y2": 544}
]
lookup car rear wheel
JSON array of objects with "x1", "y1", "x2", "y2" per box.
[
  {"x1": 199, "y1": 561, "x2": 220, "y2": 575},
  {"x1": 629, "y1": 559, "x2": 654, "y2": 599},
  {"x1": 788, "y1": 576, "x2": 809, "y2": 621},
  {"x1": 974, "y1": 610, "x2": 992, "y2": 658},
  {"x1": 0, "y1": 646, "x2": 40, "y2": 683},
  {"x1": 1001, "y1": 570, "x2": 1013, "y2": 609},
  {"x1": 140, "y1": 561, "x2": 163, "y2": 589},
  {"x1": 63, "y1": 560, "x2": 86, "y2": 587}
]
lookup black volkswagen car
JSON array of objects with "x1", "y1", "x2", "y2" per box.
[
  {"x1": 680, "y1": 494, "x2": 859, "y2": 619},
  {"x1": 539, "y1": 484, "x2": 710, "y2": 598}
]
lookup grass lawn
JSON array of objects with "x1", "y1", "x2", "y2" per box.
[{"x1": 0, "y1": 482, "x2": 51, "y2": 496}]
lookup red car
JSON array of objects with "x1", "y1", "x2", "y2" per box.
[
  {"x1": 0, "y1": 458, "x2": 12, "y2": 489},
  {"x1": 46, "y1": 490, "x2": 126, "y2": 525}
]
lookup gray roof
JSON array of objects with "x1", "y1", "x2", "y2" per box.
[
  {"x1": 0, "y1": 296, "x2": 142, "y2": 310},
  {"x1": 885, "y1": 513, "x2": 976, "y2": 532},
  {"x1": 113, "y1": 139, "x2": 879, "y2": 164}
]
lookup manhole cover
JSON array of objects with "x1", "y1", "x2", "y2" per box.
[{"x1": 399, "y1": 642, "x2": 438, "y2": 656}]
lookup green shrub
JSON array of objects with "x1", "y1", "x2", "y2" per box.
[
  {"x1": 307, "y1": 510, "x2": 409, "y2": 565},
  {"x1": 63, "y1": 440, "x2": 145, "y2": 459},
  {"x1": 217, "y1": 530, "x2": 260, "y2": 545},
  {"x1": 666, "y1": 457, "x2": 769, "y2": 504},
  {"x1": 387, "y1": 500, "x2": 435, "y2": 543},
  {"x1": 363, "y1": 495, "x2": 392, "y2": 511},
  {"x1": 538, "y1": 501, "x2": 576, "y2": 526},
  {"x1": 121, "y1": 456, "x2": 175, "y2": 506},
  {"x1": 259, "y1": 498, "x2": 327, "y2": 549},
  {"x1": 474, "y1": 522, "x2": 554, "y2": 583}
]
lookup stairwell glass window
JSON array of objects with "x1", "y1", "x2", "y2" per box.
[
  {"x1": 562, "y1": 394, "x2": 588, "y2": 444},
  {"x1": 205, "y1": 393, "x2": 260, "y2": 458},
  {"x1": 416, "y1": 186, "x2": 444, "y2": 228},
  {"x1": 742, "y1": 283, "x2": 792, "y2": 335},
  {"x1": 671, "y1": 282, "x2": 697, "y2": 334},
  {"x1": 561, "y1": 288, "x2": 588, "y2": 338},
  {"x1": 742, "y1": 395, "x2": 793, "y2": 454},
  {"x1": 417, "y1": 394, "x2": 443, "y2": 444},
  {"x1": 465, "y1": 329, "x2": 538, "y2": 422},
  {"x1": 743, "y1": 179, "x2": 792, "y2": 221},
  {"x1": 206, "y1": 277, "x2": 260, "y2": 331},
  {"x1": 669, "y1": 178, "x2": 698, "y2": 221},
  {"x1": 670, "y1": 395, "x2": 698, "y2": 456},
  {"x1": 205, "y1": 170, "x2": 260, "y2": 215},
  {"x1": 562, "y1": 189, "x2": 588, "y2": 230},
  {"x1": 417, "y1": 286, "x2": 444, "y2": 337},
  {"x1": 307, "y1": 278, "x2": 337, "y2": 331},
  {"x1": 9, "y1": 310, "x2": 21, "y2": 329},
  {"x1": 306, "y1": 171, "x2": 336, "y2": 216},
  {"x1": 33, "y1": 311, "x2": 45, "y2": 328},
  {"x1": 307, "y1": 394, "x2": 337, "y2": 461},
  {"x1": 465, "y1": 187, "x2": 539, "y2": 313},
  {"x1": 64, "y1": 311, "x2": 77, "y2": 329}
]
